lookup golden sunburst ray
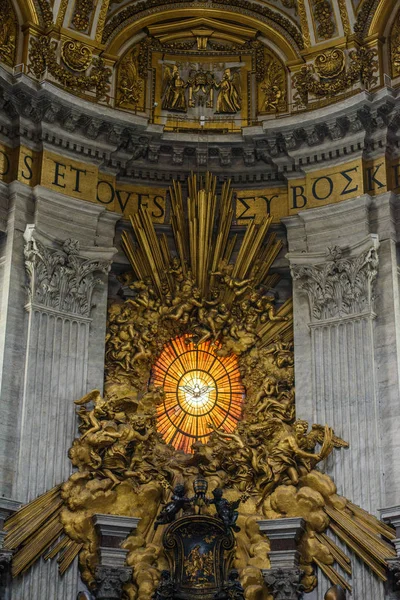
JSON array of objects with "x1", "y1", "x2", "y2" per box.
[{"x1": 121, "y1": 172, "x2": 286, "y2": 325}]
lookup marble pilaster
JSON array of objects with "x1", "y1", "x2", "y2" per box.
[
  {"x1": 0, "y1": 184, "x2": 120, "y2": 600},
  {"x1": 283, "y1": 194, "x2": 400, "y2": 599}
]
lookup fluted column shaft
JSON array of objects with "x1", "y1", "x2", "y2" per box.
[
  {"x1": 283, "y1": 193, "x2": 400, "y2": 600},
  {"x1": 0, "y1": 184, "x2": 119, "y2": 600}
]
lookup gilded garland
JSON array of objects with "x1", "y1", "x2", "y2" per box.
[
  {"x1": 293, "y1": 47, "x2": 378, "y2": 107},
  {"x1": 4, "y1": 174, "x2": 397, "y2": 600},
  {"x1": 28, "y1": 36, "x2": 111, "y2": 100}
]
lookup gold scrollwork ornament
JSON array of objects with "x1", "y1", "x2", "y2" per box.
[
  {"x1": 314, "y1": 49, "x2": 345, "y2": 78},
  {"x1": 61, "y1": 40, "x2": 92, "y2": 72},
  {"x1": 293, "y1": 47, "x2": 378, "y2": 106}
]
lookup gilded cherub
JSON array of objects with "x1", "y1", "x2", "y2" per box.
[
  {"x1": 264, "y1": 336, "x2": 294, "y2": 368},
  {"x1": 254, "y1": 376, "x2": 280, "y2": 415},
  {"x1": 165, "y1": 287, "x2": 203, "y2": 324},
  {"x1": 249, "y1": 291, "x2": 288, "y2": 323},
  {"x1": 75, "y1": 390, "x2": 109, "y2": 439},
  {"x1": 211, "y1": 261, "x2": 253, "y2": 297}
]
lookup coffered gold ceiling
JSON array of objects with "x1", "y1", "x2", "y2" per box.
[{"x1": 1, "y1": 0, "x2": 398, "y2": 128}]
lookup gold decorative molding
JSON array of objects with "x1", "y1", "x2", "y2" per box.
[
  {"x1": 293, "y1": 47, "x2": 378, "y2": 106},
  {"x1": 56, "y1": 0, "x2": 69, "y2": 28},
  {"x1": 337, "y1": 0, "x2": 351, "y2": 35},
  {"x1": 314, "y1": 48, "x2": 345, "y2": 78},
  {"x1": 390, "y1": 8, "x2": 400, "y2": 79},
  {"x1": 95, "y1": 0, "x2": 111, "y2": 42},
  {"x1": 29, "y1": 35, "x2": 111, "y2": 100},
  {"x1": 72, "y1": 0, "x2": 95, "y2": 32},
  {"x1": 0, "y1": 0, "x2": 18, "y2": 67},
  {"x1": 297, "y1": 0, "x2": 312, "y2": 47},
  {"x1": 61, "y1": 40, "x2": 92, "y2": 71}
]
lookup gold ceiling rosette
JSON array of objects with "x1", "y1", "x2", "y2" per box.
[{"x1": 4, "y1": 173, "x2": 397, "y2": 599}]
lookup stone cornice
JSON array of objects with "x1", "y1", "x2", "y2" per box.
[{"x1": 1, "y1": 68, "x2": 400, "y2": 183}]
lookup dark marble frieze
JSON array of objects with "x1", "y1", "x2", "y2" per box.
[{"x1": 0, "y1": 71, "x2": 399, "y2": 181}]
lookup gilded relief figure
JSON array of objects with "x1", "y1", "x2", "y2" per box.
[
  {"x1": 0, "y1": 0, "x2": 16, "y2": 66},
  {"x1": 184, "y1": 545, "x2": 213, "y2": 582},
  {"x1": 118, "y1": 47, "x2": 143, "y2": 107},
  {"x1": 215, "y1": 68, "x2": 241, "y2": 114},
  {"x1": 162, "y1": 64, "x2": 188, "y2": 112},
  {"x1": 188, "y1": 69, "x2": 214, "y2": 108}
]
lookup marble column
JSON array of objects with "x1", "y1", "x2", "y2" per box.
[
  {"x1": 0, "y1": 185, "x2": 119, "y2": 600},
  {"x1": 283, "y1": 193, "x2": 400, "y2": 599},
  {"x1": 259, "y1": 518, "x2": 305, "y2": 600}
]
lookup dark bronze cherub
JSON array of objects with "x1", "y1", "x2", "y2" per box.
[
  {"x1": 215, "y1": 569, "x2": 245, "y2": 600},
  {"x1": 208, "y1": 488, "x2": 240, "y2": 532},
  {"x1": 154, "y1": 484, "x2": 190, "y2": 530},
  {"x1": 152, "y1": 570, "x2": 175, "y2": 600}
]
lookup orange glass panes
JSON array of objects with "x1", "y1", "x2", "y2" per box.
[{"x1": 152, "y1": 335, "x2": 244, "y2": 453}]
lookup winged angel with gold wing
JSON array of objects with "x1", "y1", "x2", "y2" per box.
[{"x1": 4, "y1": 174, "x2": 397, "y2": 599}]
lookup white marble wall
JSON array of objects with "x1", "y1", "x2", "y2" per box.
[
  {"x1": 284, "y1": 193, "x2": 400, "y2": 599},
  {"x1": 0, "y1": 184, "x2": 119, "y2": 599}
]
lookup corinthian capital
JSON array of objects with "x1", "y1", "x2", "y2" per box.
[
  {"x1": 291, "y1": 241, "x2": 379, "y2": 322},
  {"x1": 263, "y1": 568, "x2": 304, "y2": 600},
  {"x1": 23, "y1": 228, "x2": 110, "y2": 318}
]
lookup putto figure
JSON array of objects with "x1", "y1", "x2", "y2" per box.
[
  {"x1": 154, "y1": 484, "x2": 190, "y2": 529},
  {"x1": 208, "y1": 487, "x2": 241, "y2": 532}
]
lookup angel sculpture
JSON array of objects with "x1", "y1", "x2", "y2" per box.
[
  {"x1": 296, "y1": 421, "x2": 349, "y2": 472},
  {"x1": 215, "y1": 569, "x2": 245, "y2": 600},
  {"x1": 215, "y1": 68, "x2": 241, "y2": 114},
  {"x1": 162, "y1": 65, "x2": 187, "y2": 112},
  {"x1": 256, "y1": 421, "x2": 335, "y2": 507},
  {"x1": 74, "y1": 389, "x2": 110, "y2": 439}
]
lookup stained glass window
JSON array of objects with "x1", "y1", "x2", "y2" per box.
[{"x1": 152, "y1": 335, "x2": 244, "y2": 453}]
